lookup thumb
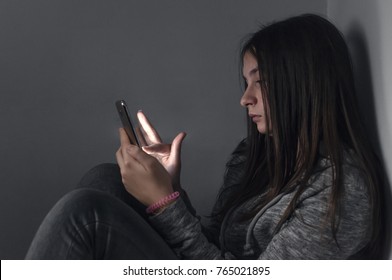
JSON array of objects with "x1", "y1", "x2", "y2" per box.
[{"x1": 170, "y1": 132, "x2": 187, "y2": 163}]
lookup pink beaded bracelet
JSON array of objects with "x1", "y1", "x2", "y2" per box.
[{"x1": 146, "y1": 191, "x2": 180, "y2": 214}]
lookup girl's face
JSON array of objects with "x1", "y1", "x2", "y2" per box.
[{"x1": 240, "y1": 52, "x2": 269, "y2": 134}]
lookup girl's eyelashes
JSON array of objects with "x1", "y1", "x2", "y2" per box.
[
  {"x1": 243, "y1": 79, "x2": 266, "y2": 88},
  {"x1": 257, "y1": 80, "x2": 268, "y2": 88}
]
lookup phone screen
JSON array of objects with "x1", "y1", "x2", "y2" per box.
[{"x1": 115, "y1": 100, "x2": 140, "y2": 146}]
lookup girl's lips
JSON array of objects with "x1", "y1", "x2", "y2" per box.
[{"x1": 249, "y1": 114, "x2": 262, "y2": 122}]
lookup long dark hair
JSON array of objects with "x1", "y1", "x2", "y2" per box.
[{"x1": 218, "y1": 14, "x2": 382, "y2": 258}]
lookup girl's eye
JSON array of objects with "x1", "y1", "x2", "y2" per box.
[{"x1": 257, "y1": 80, "x2": 267, "y2": 87}]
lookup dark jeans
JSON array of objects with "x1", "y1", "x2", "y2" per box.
[{"x1": 25, "y1": 163, "x2": 177, "y2": 259}]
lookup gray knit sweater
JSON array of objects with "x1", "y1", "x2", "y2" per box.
[{"x1": 149, "y1": 144, "x2": 372, "y2": 259}]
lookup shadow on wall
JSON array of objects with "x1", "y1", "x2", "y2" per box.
[{"x1": 346, "y1": 23, "x2": 392, "y2": 259}]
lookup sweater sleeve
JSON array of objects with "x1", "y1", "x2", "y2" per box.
[{"x1": 149, "y1": 197, "x2": 228, "y2": 259}]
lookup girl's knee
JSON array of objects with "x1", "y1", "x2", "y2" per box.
[
  {"x1": 51, "y1": 189, "x2": 110, "y2": 219},
  {"x1": 77, "y1": 163, "x2": 122, "y2": 190}
]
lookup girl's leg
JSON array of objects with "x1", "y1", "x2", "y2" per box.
[
  {"x1": 76, "y1": 163, "x2": 148, "y2": 219},
  {"x1": 25, "y1": 188, "x2": 177, "y2": 259}
]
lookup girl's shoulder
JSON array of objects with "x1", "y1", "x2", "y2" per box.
[{"x1": 303, "y1": 148, "x2": 370, "y2": 201}]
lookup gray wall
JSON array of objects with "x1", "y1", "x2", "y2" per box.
[
  {"x1": 0, "y1": 0, "x2": 328, "y2": 259},
  {"x1": 328, "y1": 0, "x2": 392, "y2": 260}
]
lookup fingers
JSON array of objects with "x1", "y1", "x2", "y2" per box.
[
  {"x1": 119, "y1": 127, "x2": 147, "y2": 160},
  {"x1": 125, "y1": 145, "x2": 147, "y2": 165},
  {"x1": 118, "y1": 128, "x2": 143, "y2": 168},
  {"x1": 119, "y1": 128, "x2": 131, "y2": 147},
  {"x1": 136, "y1": 125, "x2": 148, "y2": 147},
  {"x1": 117, "y1": 143, "x2": 152, "y2": 171},
  {"x1": 137, "y1": 111, "x2": 162, "y2": 144},
  {"x1": 117, "y1": 128, "x2": 134, "y2": 169},
  {"x1": 142, "y1": 143, "x2": 171, "y2": 155},
  {"x1": 115, "y1": 147, "x2": 124, "y2": 169},
  {"x1": 170, "y1": 132, "x2": 187, "y2": 163}
]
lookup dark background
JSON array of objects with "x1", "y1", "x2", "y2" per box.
[{"x1": 5, "y1": 0, "x2": 374, "y2": 259}]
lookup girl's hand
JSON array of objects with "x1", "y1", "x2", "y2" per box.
[
  {"x1": 116, "y1": 128, "x2": 173, "y2": 206},
  {"x1": 136, "y1": 111, "x2": 186, "y2": 190}
]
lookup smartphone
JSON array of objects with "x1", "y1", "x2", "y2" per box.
[{"x1": 115, "y1": 100, "x2": 140, "y2": 147}]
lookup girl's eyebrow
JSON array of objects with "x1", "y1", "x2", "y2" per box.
[
  {"x1": 249, "y1": 67, "x2": 259, "y2": 76},
  {"x1": 243, "y1": 67, "x2": 259, "y2": 79}
]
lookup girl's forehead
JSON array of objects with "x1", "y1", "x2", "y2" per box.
[{"x1": 242, "y1": 52, "x2": 259, "y2": 78}]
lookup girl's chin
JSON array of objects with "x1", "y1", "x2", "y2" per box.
[{"x1": 256, "y1": 123, "x2": 271, "y2": 135}]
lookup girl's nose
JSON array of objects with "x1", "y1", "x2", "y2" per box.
[{"x1": 240, "y1": 88, "x2": 256, "y2": 107}]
